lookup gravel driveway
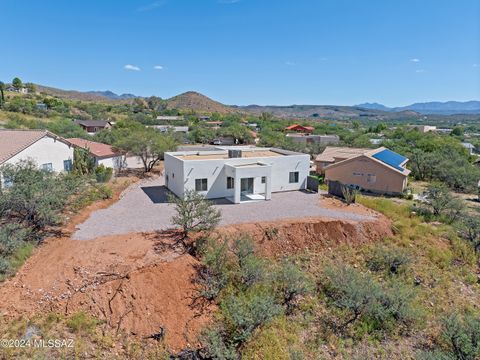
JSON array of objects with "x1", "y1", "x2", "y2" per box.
[{"x1": 73, "y1": 175, "x2": 373, "y2": 240}]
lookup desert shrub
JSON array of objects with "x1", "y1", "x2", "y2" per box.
[
  {"x1": 274, "y1": 260, "x2": 314, "y2": 314},
  {"x1": 220, "y1": 288, "x2": 283, "y2": 344},
  {"x1": 231, "y1": 236, "x2": 267, "y2": 287},
  {"x1": 322, "y1": 265, "x2": 417, "y2": 335},
  {"x1": 66, "y1": 312, "x2": 99, "y2": 334},
  {"x1": 201, "y1": 328, "x2": 238, "y2": 360},
  {"x1": 0, "y1": 160, "x2": 84, "y2": 232},
  {"x1": 169, "y1": 189, "x2": 221, "y2": 237},
  {"x1": 0, "y1": 258, "x2": 10, "y2": 276},
  {"x1": 342, "y1": 186, "x2": 358, "y2": 205},
  {"x1": 94, "y1": 184, "x2": 113, "y2": 200},
  {"x1": 417, "y1": 312, "x2": 480, "y2": 360},
  {"x1": 198, "y1": 239, "x2": 231, "y2": 300},
  {"x1": 366, "y1": 245, "x2": 411, "y2": 275},
  {"x1": 417, "y1": 183, "x2": 466, "y2": 223},
  {"x1": 0, "y1": 224, "x2": 31, "y2": 256},
  {"x1": 95, "y1": 164, "x2": 113, "y2": 183},
  {"x1": 456, "y1": 215, "x2": 480, "y2": 253}
]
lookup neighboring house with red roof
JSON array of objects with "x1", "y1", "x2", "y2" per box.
[
  {"x1": 0, "y1": 129, "x2": 74, "y2": 174},
  {"x1": 285, "y1": 124, "x2": 315, "y2": 134},
  {"x1": 66, "y1": 138, "x2": 125, "y2": 172}
]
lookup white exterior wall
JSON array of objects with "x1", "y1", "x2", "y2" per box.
[
  {"x1": 96, "y1": 156, "x2": 125, "y2": 171},
  {"x1": 164, "y1": 153, "x2": 186, "y2": 198},
  {"x1": 165, "y1": 150, "x2": 310, "y2": 200},
  {"x1": 5, "y1": 136, "x2": 74, "y2": 172}
]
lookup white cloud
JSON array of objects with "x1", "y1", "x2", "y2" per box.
[
  {"x1": 415, "y1": 69, "x2": 425, "y2": 73},
  {"x1": 137, "y1": 1, "x2": 166, "y2": 12},
  {"x1": 410, "y1": 58, "x2": 420, "y2": 62},
  {"x1": 153, "y1": 65, "x2": 164, "y2": 70},
  {"x1": 124, "y1": 64, "x2": 141, "y2": 71}
]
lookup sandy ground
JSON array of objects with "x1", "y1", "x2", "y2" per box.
[{"x1": 73, "y1": 175, "x2": 374, "y2": 240}]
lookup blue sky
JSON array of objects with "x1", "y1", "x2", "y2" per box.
[{"x1": 1, "y1": 0, "x2": 479, "y2": 106}]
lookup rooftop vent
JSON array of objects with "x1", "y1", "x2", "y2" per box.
[{"x1": 228, "y1": 149, "x2": 242, "y2": 158}]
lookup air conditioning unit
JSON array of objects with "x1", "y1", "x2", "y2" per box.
[{"x1": 228, "y1": 149, "x2": 242, "y2": 158}]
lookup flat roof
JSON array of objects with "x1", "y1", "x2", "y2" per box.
[{"x1": 177, "y1": 149, "x2": 281, "y2": 161}]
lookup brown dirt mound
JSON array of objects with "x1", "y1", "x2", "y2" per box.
[{"x1": 218, "y1": 216, "x2": 392, "y2": 258}]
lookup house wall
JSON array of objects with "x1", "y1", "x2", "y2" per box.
[
  {"x1": 324, "y1": 156, "x2": 407, "y2": 194},
  {"x1": 96, "y1": 155, "x2": 125, "y2": 171},
  {"x1": 5, "y1": 136, "x2": 74, "y2": 172},
  {"x1": 164, "y1": 153, "x2": 186, "y2": 198},
  {"x1": 165, "y1": 152, "x2": 310, "y2": 200}
]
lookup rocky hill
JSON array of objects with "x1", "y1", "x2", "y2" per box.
[{"x1": 165, "y1": 91, "x2": 235, "y2": 114}]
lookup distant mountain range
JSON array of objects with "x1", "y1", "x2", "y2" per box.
[
  {"x1": 356, "y1": 101, "x2": 480, "y2": 115},
  {"x1": 34, "y1": 84, "x2": 480, "y2": 118},
  {"x1": 84, "y1": 90, "x2": 137, "y2": 100}
]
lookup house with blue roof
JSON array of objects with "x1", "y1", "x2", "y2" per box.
[{"x1": 316, "y1": 146, "x2": 410, "y2": 194}]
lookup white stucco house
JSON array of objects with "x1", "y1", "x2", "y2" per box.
[
  {"x1": 164, "y1": 146, "x2": 310, "y2": 204},
  {"x1": 0, "y1": 129, "x2": 74, "y2": 173},
  {"x1": 66, "y1": 138, "x2": 125, "y2": 172}
]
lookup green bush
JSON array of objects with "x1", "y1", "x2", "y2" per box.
[
  {"x1": 220, "y1": 288, "x2": 283, "y2": 344},
  {"x1": 0, "y1": 224, "x2": 31, "y2": 256},
  {"x1": 0, "y1": 258, "x2": 10, "y2": 276},
  {"x1": 95, "y1": 164, "x2": 113, "y2": 183},
  {"x1": 274, "y1": 260, "x2": 314, "y2": 314},
  {"x1": 366, "y1": 245, "x2": 411, "y2": 275},
  {"x1": 201, "y1": 328, "x2": 238, "y2": 360},
  {"x1": 322, "y1": 265, "x2": 417, "y2": 335},
  {"x1": 231, "y1": 236, "x2": 267, "y2": 287},
  {"x1": 417, "y1": 312, "x2": 480, "y2": 360},
  {"x1": 198, "y1": 239, "x2": 230, "y2": 300}
]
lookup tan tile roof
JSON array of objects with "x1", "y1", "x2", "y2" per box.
[
  {"x1": 0, "y1": 129, "x2": 55, "y2": 164},
  {"x1": 66, "y1": 138, "x2": 119, "y2": 158},
  {"x1": 315, "y1": 146, "x2": 376, "y2": 162}
]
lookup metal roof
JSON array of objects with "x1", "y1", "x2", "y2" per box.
[{"x1": 372, "y1": 148, "x2": 407, "y2": 171}]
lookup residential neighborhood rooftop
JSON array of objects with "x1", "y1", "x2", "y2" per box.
[
  {"x1": 315, "y1": 146, "x2": 373, "y2": 162},
  {"x1": 0, "y1": 129, "x2": 66, "y2": 164},
  {"x1": 66, "y1": 138, "x2": 119, "y2": 158},
  {"x1": 170, "y1": 147, "x2": 301, "y2": 161}
]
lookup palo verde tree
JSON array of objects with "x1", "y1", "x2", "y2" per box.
[
  {"x1": 114, "y1": 128, "x2": 177, "y2": 172},
  {"x1": 72, "y1": 147, "x2": 96, "y2": 175}
]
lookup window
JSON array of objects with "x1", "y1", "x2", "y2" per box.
[
  {"x1": 63, "y1": 160, "x2": 72, "y2": 172},
  {"x1": 367, "y1": 174, "x2": 376, "y2": 183},
  {"x1": 227, "y1": 176, "x2": 234, "y2": 189},
  {"x1": 353, "y1": 172, "x2": 364, "y2": 176},
  {"x1": 261, "y1": 176, "x2": 266, "y2": 184},
  {"x1": 41, "y1": 163, "x2": 53, "y2": 172},
  {"x1": 289, "y1": 171, "x2": 299, "y2": 183},
  {"x1": 195, "y1": 178, "x2": 208, "y2": 191}
]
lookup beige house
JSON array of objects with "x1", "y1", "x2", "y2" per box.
[{"x1": 315, "y1": 146, "x2": 410, "y2": 194}]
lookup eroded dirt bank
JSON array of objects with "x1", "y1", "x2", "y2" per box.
[{"x1": 0, "y1": 209, "x2": 391, "y2": 351}]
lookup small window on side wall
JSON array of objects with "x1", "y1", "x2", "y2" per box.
[
  {"x1": 195, "y1": 178, "x2": 208, "y2": 191},
  {"x1": 41, "y1": 163, "x2": 53, "y2": 172},
  {"x1": 227, "y1": 176, "x2": 234, "y2": 189},
  {"x1": 261, "y1": 176, "x2": 266, "y2": 184},
  {"x1": 289, "y1": 171, "x2": 299, "y2": 183}
]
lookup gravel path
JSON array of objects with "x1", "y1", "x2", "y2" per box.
[{"x1": 73, "y1": 175, "x2": 374, "y2": 240}]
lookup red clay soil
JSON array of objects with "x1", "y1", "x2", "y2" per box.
[
  {"x1": 0, "y1": 190, "x2": 392, "y2": 352},
  {"x1": 218, "y1": 215, "x2": 392, "y2": 258}
]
